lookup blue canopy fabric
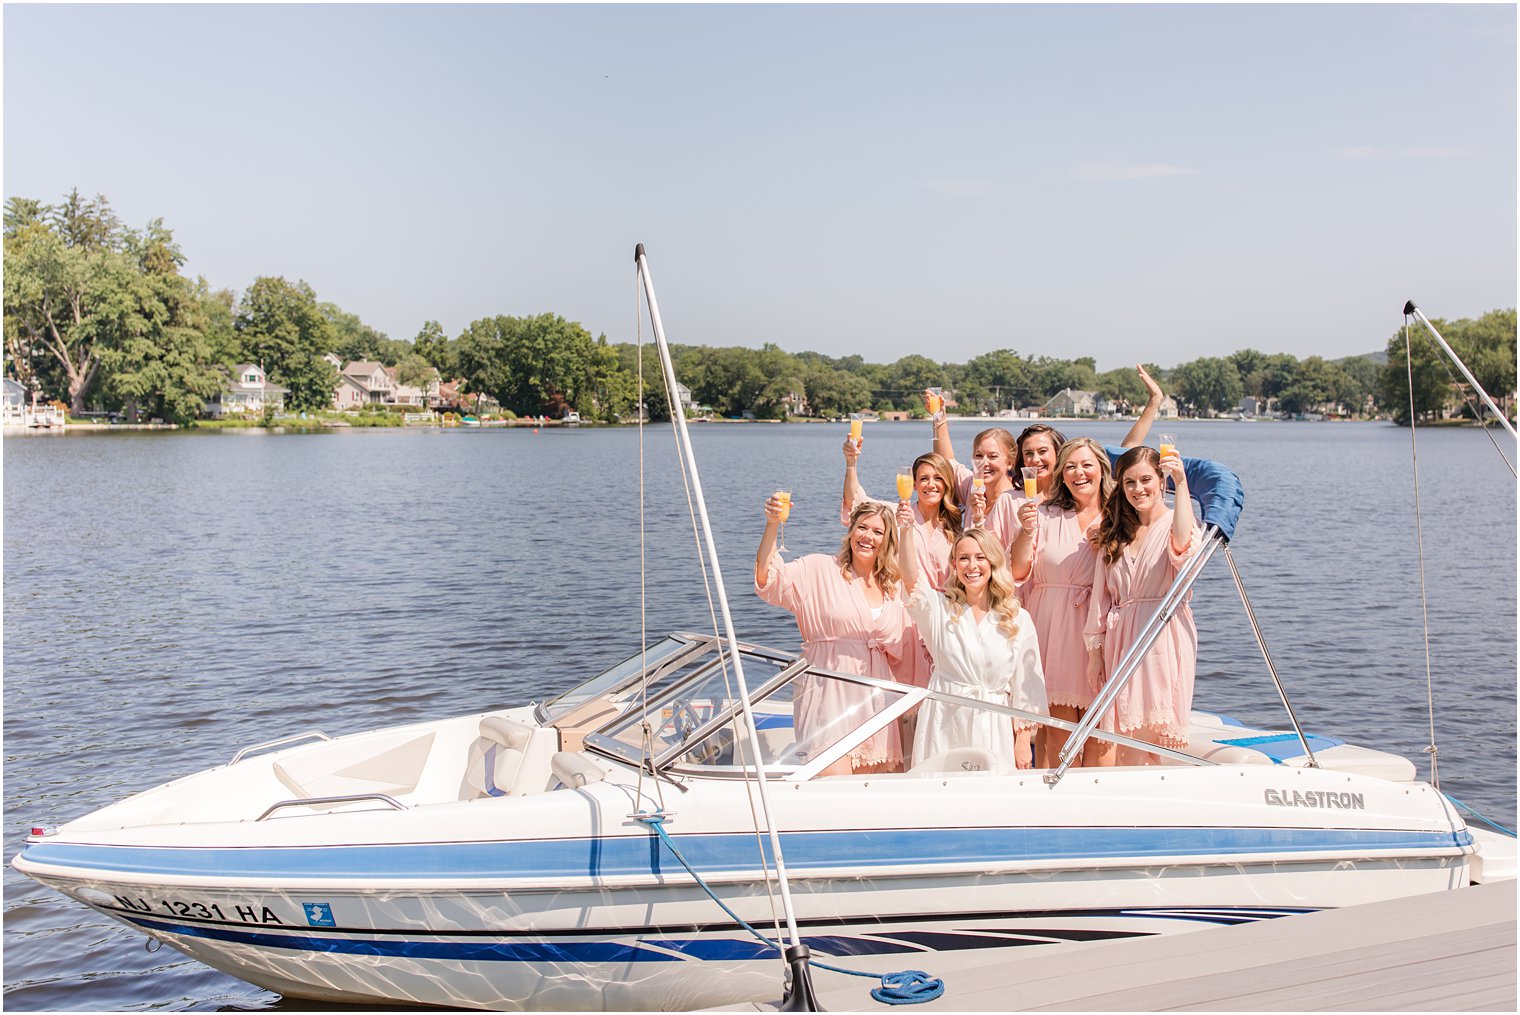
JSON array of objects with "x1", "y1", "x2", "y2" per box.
[{"x1": 1101, "y1": 444, "x2": 1245, "y2": 542}]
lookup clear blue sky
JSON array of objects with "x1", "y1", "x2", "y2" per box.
[{"x1": 5, "y1": 4, "x2": 1514, "y2": 369}]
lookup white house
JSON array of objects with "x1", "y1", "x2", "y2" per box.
[
  {"x1": 337, "y1": 361, "x2": 395, "y2": 406},
  {"x1": 206, "y1": 364, "x2": 288, "y2": 418},
  {"x1": 1043, "y1": 388, "x2": 1098, "y2": 417},
  {"x1": 1157, "y1": 395, "x2": 1179, "y2": 419},
  {"x1": 3, "y1": 378, "x2": 25, "y2": 425}
]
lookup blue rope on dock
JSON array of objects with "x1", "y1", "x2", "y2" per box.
[
  {"x1": 1445, "y1": 794, "x2": 1517, "y2": 838},
  {"x1": 634, "y1": 814, "x2": 944, "y2": 1005}
]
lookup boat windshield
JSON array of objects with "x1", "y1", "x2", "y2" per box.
[
  {"x1": 585, "y1": 649, "x2": 803, "y2": 768},
  {"x1": 538, "y1": 636, "x2": 698, "y2": 721}
]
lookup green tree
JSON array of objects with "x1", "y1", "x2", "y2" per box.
[
  {"x1": 456, "y1": 312, "x2": 615, "y2": 417},
  {"x1": 1028, "y1": 356, "x2": 1098, "y2": 402},
  {"x1": 1379, "y1": 326, "x2": 1448, "y2": 423},
  {"x1": 1171, "y1": 356, "x2": 1244, "y2": 415},
  {"x1": 878, "y1": 354, "x2": 944, "y2": 411},
  {"x1": 413, "y1": 319, "x2": 455, "y2": 377},
  {"x1": 235, "y1": 277, "x2": 338, "y2": 411},
  {"x1": 394, "y1": 353, "x2": 436, "y2": 390},
  {"x1": 2, "y1": 192, "x2": 137, "y2": 412},
  {"x1": 803, "y1": 364, "x2": 874, "y2": 418},
  {"x1": 960, "y1": 349, "x2": 1031, "y2": 413}
]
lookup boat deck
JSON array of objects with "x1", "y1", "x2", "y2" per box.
[{"x1": 727, "y1": 880, "x2": 1516, "y2": 1012}]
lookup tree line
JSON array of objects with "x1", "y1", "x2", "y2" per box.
[{"x1": 4, "y1": 191, "x2": 1514, "y2": 425}]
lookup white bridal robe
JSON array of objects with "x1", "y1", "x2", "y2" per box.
[{"x1": 904, "y1": 584, "x2": 1048, "y2": 767}]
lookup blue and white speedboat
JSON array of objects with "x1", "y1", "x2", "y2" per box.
[{"x1": 12, "y1": 625, "x2": 1511, "y2": 1010}]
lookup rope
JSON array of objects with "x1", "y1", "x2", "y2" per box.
[
  {"x1": 1404, "y1": 320, "x2": 1440, "y2": 788},
  {"x1": 633, "y1": 814, "x2": 944, "y2": 1005},
  {"x1": 1444, "y1": 794, "x2": 1518, "y2": 838}
]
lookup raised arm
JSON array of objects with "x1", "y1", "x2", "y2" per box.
[
  {"x1": 1119, "y1": 364, "x2": 1164, "y2": 448},
  {"x1": 929, "y1": 389, "x2": 956, "y2": 463},
  {"x1": 896, "y1": 500, "x2": 921, "y2": 598},
  {"x1": 755, "y1": 494, "x2": 785, "y2": 587},
  {"x1": 1159, "y1": 450, "x2": 1196, "y2": 552},
  {"x1": 841, "y1": 436, "x2": 870, "y2": 524},
  {"x1": 1008, "y1": 499, "x2": 1039, "y2": 582}
]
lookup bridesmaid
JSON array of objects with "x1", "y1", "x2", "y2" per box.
[
  {"x1": 898, "y1": 511, "x2": 1047, "y2": 769},
  {"x1": 930, "y1": 421, "x2": 1020, "y2": 540},
  {"x1": 842, "y1": 441, "x2": 963, "y2": 763},
  {"x1": 1008, "y1": 437, "x2": 1113, "y2": 768},
  {"x1": 755, "y1": 498, "x2": 911, "y2": 776},
  {"x1": 1083, "y1": 446, "x2": 1200, "y2": 766}
]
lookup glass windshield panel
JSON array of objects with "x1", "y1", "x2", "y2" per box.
[
  {"x1": 540, "y1": 637, "x2": 696, "y2": 720},
  {"x1": 671, "y1": 670, "x2": 908, "y2": 774},
  {"x1": 596, "y1": 651, "x2": 795, "y2": 762}
]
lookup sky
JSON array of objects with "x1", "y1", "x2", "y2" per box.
[{"x1": 3, "y1": 3, "x2": 1515, "y2": 370}]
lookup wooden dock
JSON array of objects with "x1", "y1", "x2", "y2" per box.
[{"x1": 725, "y1": 881, "x2": 1515, "y2": 1012}]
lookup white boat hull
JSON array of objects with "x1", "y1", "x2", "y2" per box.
[{"x1": 16, "y1": 732, "x2": 1476, "y2": 1011}]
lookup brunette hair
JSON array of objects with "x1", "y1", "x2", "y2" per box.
[
  {"x1": 942, "y1": 528, "x2": 1022, "y2": 641},
  {"x1": 1044, "y1": 436, "x2": 1115, "y2": 513},
  {"x1": 1095, "y1": 446, "x2": 1161, "y2": 565},
  {"x1": 913, "y1": 451, "x2": 962, "y2": 543},
  {"x1": 1016, "y1": 423, "x2": 1068, "y2": 467},
  {"x1": 837, "y1": 501, "x2": 901, "y2": 595}
]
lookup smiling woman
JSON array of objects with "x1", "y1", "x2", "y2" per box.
[
  {"x1": 1085, "y1": 446, "x2": 1202, "y2": 766},
  {"x1": 754, "y1": 499, "x2": 912, "y2": 776}
]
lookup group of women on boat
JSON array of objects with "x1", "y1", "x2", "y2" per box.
[{"x1": 754, "y1": 365, "x2": 1203, "y2": 774}]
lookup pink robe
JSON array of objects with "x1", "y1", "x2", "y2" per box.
[
  {"x1": 1084, "y1": 512, "x2": 1200, "y2": 752},
  {"x1": 1023, "y1": 503, "x2": 1099, "y2": 711},
  {"x1": 840, "y1": 498, "x2": 954, "y2": 689},
  {"x1": 755, "y1": 552, "x2": 910, "y2": 768},
  {"x1": 950, "y1": 459, "x2": 1023, "y2": 546}
]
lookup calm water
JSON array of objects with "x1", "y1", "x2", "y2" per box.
[{"x1": 4, "y1": 420, "x2": 1515, "y2": 1011}]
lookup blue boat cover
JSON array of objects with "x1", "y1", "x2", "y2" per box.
[{"x1": 1103, "y1": 444, "x2": 1245, "y2": 542}]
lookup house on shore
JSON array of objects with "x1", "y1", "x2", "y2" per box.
[
  {"x1": 1044, "y1": 388, "x2": 1099, "y2": 417},
  {"x1": 3, "y1": 378, "x2": 25, "y2": 426},
  {"x1": 206, "y1": 364, "x2": 288, "y2": 418}
]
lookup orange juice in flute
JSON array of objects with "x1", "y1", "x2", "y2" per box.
[
  {"x1": 1021, "y1": 466, "x2": 1039, "y2": 500},
  {"x1": 848, "y1": 418, "x2": 863, "y2": 449},
  {"x1": 775, "y1": 489, "x2": 792, "y2": 551},
  {"x1": 896, "y1": 468, "x2": 914, "y2": 502},
  {"x1": 970, "y1": 474, "x2": 986, "y2": 525},
  {"x1": 1159, "y1": 434, "x2": 1177, "y2": 496}
]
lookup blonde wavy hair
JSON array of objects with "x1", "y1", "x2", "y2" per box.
[
  {"x1": 1044, "y1": 436, "x2": 1115, "y2": 513},
  {"x1": 836, "y1": 501, "x2": 901, "y2": 595},
  {"x1": 913, "y1": 451, "x2": 962, "y2": 544},
  {"x1": 942, "y1": 528, "x2": 1021, "y2": 640}
]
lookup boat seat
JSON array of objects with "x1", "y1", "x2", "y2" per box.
[
  {"x1": 461, "y1": 716, "x2": 554, "y2": 799},
  {"x1": 550, "y1": 751, "x2": 606, "y2": 789},
  {"x1": 908, "y1": 747, "x2": 1007, "y2": 775}
]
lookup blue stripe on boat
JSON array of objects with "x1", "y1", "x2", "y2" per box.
[
  {"x1": 126, "y1": 915, "x2": 676, "y2": 962},
  {"x1": 23, "y1": 825, "x2": 1472, "y2": 880},
  {"x1": 1214, "y1": 733, "x2": 1346, "y2": 762}
]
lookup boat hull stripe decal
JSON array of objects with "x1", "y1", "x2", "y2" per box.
[{"x1": 25, "y1": 826, "x2": 1472, "y2": 879}]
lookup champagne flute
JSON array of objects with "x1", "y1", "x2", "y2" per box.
[
  {"x1": 970, "y1": 474, "x2": 986, "y2": 526},
  {"x1": 848, "y1": 418, "x2": 863, "y2": 451},
  {"x1": 926, "y1": 387, "x2": 944, "y2": 424},
  {"x1": 1021, "y1": 466, "x2": 1040, "y2": 500},
  {"x1": 896, "y1": 467, "x2": 915, "y2": 503},
  {"x1": 1159, "y1": 434, "x2": 1177, "y2": 498},
  {"x1": 775, "y1": 489, "x2": 792, "y2": 552}
]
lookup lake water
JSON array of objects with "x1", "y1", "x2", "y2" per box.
[{"x1": 4, "y1": 419, "x2": 1515, "y2": 1011}]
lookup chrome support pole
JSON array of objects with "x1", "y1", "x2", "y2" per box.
[
  {"x1": 634, "y1": 245, "x2": 808, "y2": 963},
  {"x1": 1045, "y1": 526, "x2": 1222, "y2": 786},
  {"x1": 1405, "y1": 303, "x2": 1517, "y2": 440},
  {"x1": 1222, "y1": 544, "x2": 1318, "y2": 768}
]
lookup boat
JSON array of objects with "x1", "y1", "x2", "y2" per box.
[
  {"x1": 563, "y1": 411, "x2": 582, "y2": 426},
  {"x1": 12, "y1": 275, "x2": 1515, "y2": 1011}
]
